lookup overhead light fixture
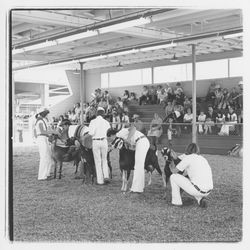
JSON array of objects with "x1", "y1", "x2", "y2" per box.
[
  {"x1": 12, "y1": 40, "x2": 57, "y2": 55},
  {"x1": 140, "y1": 42, "x2": 177, "y2": 52},
  {"x1": 170, "y1": 54, "x2": 179, "y2": 63},
  {"x1": 56, "y1": 30, "x2": 98, "y2": 44},
  {"x1": 108, "y1": 48, "x2": 139, "y2": 57},
  {"x1": 223, "y1": 32, "x2": 243, "y2": 39},
  {"x1": 79, "y1": 54, "x2": 107, "y2": 63},
  {"x1": 98, "y1": 17, "x2": 151, "y2": 34}
]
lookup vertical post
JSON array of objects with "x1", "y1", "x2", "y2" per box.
[
  {"x1": 228, "y1": 58, "x2": 230, "y2": 78},
  {"x1": 191, "y1": 44, "x2": 197, "y2": 143},
  {"x1": 80, "y1": 62, "x2": 84, "y2": 124},
  {"x1": 151, "y1": 66, "x2": 154, "y2": 85}
]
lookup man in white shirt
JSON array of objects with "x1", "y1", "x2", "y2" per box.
[
  {"x1": 88, "y1": 107, "x2": 111, "y2": 185},
  {"x1": 170, "y1": 143, "x2": 213, "y2": 208},
  {"x1": 116, "y1": 125, "x2": 150, "y2": 193}
]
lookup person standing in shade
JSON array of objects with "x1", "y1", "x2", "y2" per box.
[
  {"x1": 116, "y1": 124, "x2": 150, "y2": 193},
  {"x1": 88, "y1": 107, "x2": 111, "y2": 185},
  {"x1": 169, "y1": 143, "x2": 213, "y2": 208},
  {"x1": 35, "y1": 107, "x2": 59, "y2": 180}
]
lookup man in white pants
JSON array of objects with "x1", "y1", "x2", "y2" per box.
[
  {"x1": 116, "y1": 125, "x2": 150, "y2": 193},
  {"x1": 88, "y1": 107, "x2": 111, "y2": 185},
  {"x1": 170, "y1": 143, "x2": 213, "y2": 208}
]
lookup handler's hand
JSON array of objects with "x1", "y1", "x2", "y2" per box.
[{"x1": 170, "y1": 149, "x2": 178, "y2": 160}]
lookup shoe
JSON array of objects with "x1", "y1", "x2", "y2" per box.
[
  {"x1": 104, "y1": 178, "x2": 111, "y2": 184},
  {"x1": 170, "y1": 203, "x2": 182, "y2": 207},
  {"x1": 199, "y1": 197, "x2": 207, "y2": 208}
]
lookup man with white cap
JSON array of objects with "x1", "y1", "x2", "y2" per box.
[
  {"x1": 34, "y1": 107, "x2": 59, "y2": 180},
  {"x1": 88, "y1": 107, "x2": 111, "y2": 185}
]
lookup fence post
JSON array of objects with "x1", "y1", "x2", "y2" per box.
[{"x1": 192, "y1": 44, "x2": 197, "y2": 143}]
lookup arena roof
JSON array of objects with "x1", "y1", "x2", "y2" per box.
[{"x1": 11, "y1": 8, "x2": 243, "y2": 71}]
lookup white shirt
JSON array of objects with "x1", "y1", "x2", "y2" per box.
[
  {"x1": 176, "y1": 154, "x2": 213, "y2": 191},
  {"x1": 88, "y1": 115, "x2": 111, "y2": 139},
  {"x1": 183, "y1": 113, "x2": 193, "y2": 122},
  {"x1": 116, "y1": 128, "x2": 145, "y2": 146},
  {"x1": 198, "y1": 114, "x2": 206, "y2": 122}
]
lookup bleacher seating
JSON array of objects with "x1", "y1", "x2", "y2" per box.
[{"x1": 128, "y1": 103, "x2": 243, "y2": 155}]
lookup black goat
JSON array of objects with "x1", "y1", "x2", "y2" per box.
[
  {"x1": 48, "y1": 134, "x2": 81, "y2": 179},
  {"x1": 111, "y1": 137, "x2": 166, "y2": 192},
  {"x1": 160, "y1": 147, "x2": 184, "y2": 198},
  {"x1": 66, "y1": 137, "x2": 112, "y2": 184}
]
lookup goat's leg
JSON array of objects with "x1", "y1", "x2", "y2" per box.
[
  {"x1": 59, "y1": 162, "x2": 63, "y2": 179},
  {"x1": 124, "y1": 171, "x2": 128, "y2": 192},
  {"x1": 54, "y1": 160, "x2": 57, "y2": 179},
  {"x1": 74, "y1": 160, "x2": 78, "y2": 174},
  {"x1": 121, "y1": 170, "x2": 125, "y2": 191},
  {"x1": 148, "y1": 171, "x2": 152, "y2": 186}
]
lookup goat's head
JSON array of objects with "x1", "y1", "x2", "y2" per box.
[
  {"x1": 111, "y1": 137, "x2": 124, "y2": 150},
  {"x1": 65, "y1": 137, "x2": 81, "y2": 148},
  {"x1": 48, "y1": 134, "x2": 59, "y2": 143},
  {"x1": 161, "y1": 147, "x2": 173, "y2": 162}
]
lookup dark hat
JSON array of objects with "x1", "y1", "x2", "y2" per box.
[{"x1": 59, "y1": 119, "x2": 71, "y2": 126}]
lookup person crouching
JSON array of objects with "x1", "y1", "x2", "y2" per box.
[
  {"x1": 88, "y1": 107, "x2": 111, "y2": 185},
  {"x1": 170, "y1": 143, "x2": 213, "y2": 208}
]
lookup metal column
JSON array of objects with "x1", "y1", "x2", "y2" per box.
[
  {"x1": 80, "y1": 62, "x2": 84, "y2": 124},
  {"x1": 191, "y1": 44, "x2": 197, "y2": 143}
]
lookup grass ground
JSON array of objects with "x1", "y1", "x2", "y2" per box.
[{"x1": 12, "y1": 145, "x2": 242, "y2": 242}]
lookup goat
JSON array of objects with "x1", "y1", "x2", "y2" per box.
[
  {"x1": 160, "y1": 147, "x2": 184, "y2": 198},
  {"x1": 66, "y1": 137, "x2": 112, "y2": 184},
  {"x1": 111, "y1": 137, "x2": 166, "y2": 192},
  {"x1": 48, "y1": 134, "x2": 81, "y2": 179}
]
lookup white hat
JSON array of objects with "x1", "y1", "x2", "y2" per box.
[
  {"x1": 132, "y1": 114, "x2": 139, "y2": 119},
  {"x1": 97, "y1": 107, "x2": 105, "y2": 112},
  {"x1": 36, "y1": 107, "x2": 49, "y2": 116}
]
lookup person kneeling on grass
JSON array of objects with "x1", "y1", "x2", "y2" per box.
[{"x1": 169, "y1": 143, "x2": 213, "y2": 208}]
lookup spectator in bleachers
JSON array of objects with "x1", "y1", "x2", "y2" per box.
[
  {"x1": 148, "y1": 85, "x2": 157, "y2": 104},
  {"x1": 204, "y1": 105, "x2": 217, "y2": 135},
  {"x1": 157, "y1": 87, "x2": 167, "y2": 105},
  {"x1": 225, "y1": 106, "x2": 238, "y2": 135},
  {"x1": 103, "y1": 90, "x2": 111, "y2": 105},
  {"x1": 156, "y1": 85, "x2": 163, "y2": 104},
  {"x1": 235, "y1": 81, "x2": 243, "y2": 109},
  {"x1": 147, "y1": 113, "x2": 163, "y2": 150},
  {"x1": 121, "y1": 111, "x2": 130, "y2": 128},
  {"x1": 86, "y1": 104, "x2": 96, "y2": 123},
  {"x1": 183, "y1": 96, "x2": 192, "y2": 112},
  {"x1": 113, "y1": 101, "x2": 123, "y2": 117},
  {"x1": 220, "y1": 88, "x2": 230, "y2": 110},
  {"x1": 174, "y1": 87, "x2": 185, "y2": 106},
  {"x1": 164, "y1": 86, "x2": 175, "y2": 104},
  {"x1": 132, "y1": 114, "x2": 145, "y2": 134},
  {"x1": 183, "y1": 107, "x2": 193, "y2": 133},
  {"x1": 98, "y1": 98, "x2": 108, "y2": 112},
  {"x1": 214, "y1": 84, "x2": 224, "y2": 109},
  {"x1": 139, "y1": 86, "x2": 149, "y2": 105},
  {"x1": 67, "y1": 110, "x2": 73, "y2": 121},
  {"x1": 129, "y1": 92, "x2": 138, "y2": 104},
  {"x1": 228, "y1": 87, "x2": 239, "y2": 109},
  {"x1": 116, "y1": 97, "x2": 123, "y2": 109},
  {"x1": 174, "y1": 82, "x2": 184, "y2": 93},
  {"x1": 197, "y1": 110, "x2": 206, "y2": 134},
  {"x1": 110, "y1": 110, "x2": 122, "y2": 132},
  {"x1": 206, "y1": 82, "x2": 216, "y2": 107},
  {"x1": 215, "y1": 110, "x2": 226, "y2": 134},
  {"x1": 57, "y1": 115, "x2": 65, "y2": 129},
  {"x1": 121, "y1": 90, "x2": 130, "y2": 104},
  {"x1": 164, "y1": 101, "x2": 174, "y2": 118},
  {"x1": 166, "y1": 116, "x2": 177, "y2": 147}
]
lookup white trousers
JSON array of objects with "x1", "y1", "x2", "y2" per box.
[
  {"x1": 170, "y1": 174, "x2": 210, "y2": 205},
  {"x1": 37, "y1": 136, "x2": 53, "y2": 180},
  {"x1": 92, "y1": 139, "x2": 109, "y2": 184},
  {"x1": 130, "y1": 137, "x2": 150, "y2": 193}
]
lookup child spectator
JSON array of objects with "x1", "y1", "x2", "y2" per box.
[
  {"x1": 103, "y1": 90, "x2": 111, "y2": 105},
  {"x1": 167, "y1": 116, "x2": 177, "y2": 147},
  {"x1": 204, "y1": 106, "x2": 217, "y2": 135},
  {"x1": 116, "y1": 97, "x2": 123, "y2": 109},
  {"x1": 129, "y1": 92, "x2": 138, "y2": 104},
  {"x1": 197, "y1": 110, "x2": 206, "y2": 134},
  {"x1": 156, "y1": 85, "x2": 163, "y2": 104},
  {"x1": 121, "y1": 90, "x2": 130, "y2": 105},
  {"x1": 111, "y1": 110, "x2": 122, "y2": 131},
  {"x1": 183, "y1": 107, "x2": 193, "y2": 133},
  {"x1": 164, "y1": 101, "x2": 174, "y2": 118},
  {"x1": 121, "y1": 111, "x2": 130, "y2": 128},
  {"x1": 221, "y1": 88, "x2": 230, "y2": 110},
  {"x1": 206, "y1": 82, "x2": 216, "y2": 107},
  {"x1": 214, "y1": 85, "x2": 224, "y2": 109},
  {"x1": 158, "y1": 88, "x2": 167, "y2": 105},
  {"x1": 216, "y1": 110, "x2": 226, "y2": 134}
]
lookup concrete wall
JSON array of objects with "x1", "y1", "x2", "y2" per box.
[{"x1": 49, "y1": 71, "x2": 80, "y2": 117}]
